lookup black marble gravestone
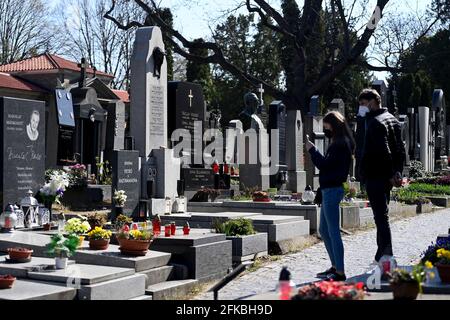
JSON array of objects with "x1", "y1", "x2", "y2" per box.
[
  {"x1": 168, "y1": 81, "x2": 206, "y2": 165},
  {"x1": 182, "y1": 168, "x2": 214, "y2": 190},
  {"x1": 0, "y1": 97, "x2": 45, "y2": 208},
  {"x1": 268, "y1": 101, "x2": 288, "y2": 189},
  {"x1": 55, "y1": 89, "x2": 76, "y2": 165},
  {"x1": 111, "y1": 150, "x2": 140, "y2": 217}
]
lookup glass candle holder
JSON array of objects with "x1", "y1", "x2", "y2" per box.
[
  {"x1": 164, "y1": 225, "x2": 171, "y2": 237},
  {"x1": 170, "y1": 222, "x2": 176, "y2": 235}
]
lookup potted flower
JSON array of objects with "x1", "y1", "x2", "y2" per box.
[
  {"x1": 64, "y1": 216, "x2": 91, "y2": 247},
  {"x1": 190, "y1": 188, "x2": 220, "y2": 202},
  {"x1": 36, "y1": 170, "x2": 69, "y2": 215},
  {"x1": 117, "y1": 226, "x2": 153, "y2": 256},
  {"x1": 46, "y1": 233, "x2": 79, "y2": 269},
  {"x1": 87, "y1": 212, "x2": 107, "y2": 230},
  {"x1": 115, "y1": 214, "x2": 133, "y2": 231},
  {"x1": 87, "y1": 227, "x2": 112, "y2": 250},
  {"x1": 7, "y1": 247, "x2": 33, "y2": 262},
  {"x1": 421, "y1": 235, "x2": 450, "y2": 283},
  {"x1": 428, "y1": 248, "x2": 450, "y2": 283},
  {"x1": 0, "y1": 275, "x2": 16, "y2": 289},
  {"x1": 388, "y1": 265, "x2": 428, "y2": 300},
  {"x1": 252, "y1": 191, "x2": 271, "y2": 202},
  {"x1": 113, "y1": 190, "x2": 127, "y2": 216}
]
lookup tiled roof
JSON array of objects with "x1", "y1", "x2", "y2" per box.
[
  {"x1": 112, "y1": 89, "x2": 130, "y2": 103},
  {"x1": 0, "y1": 53, "x2": 114, "y2": 78},
  {"x1": 0, "y1": 72, "x2": 47, "y2": 93}
]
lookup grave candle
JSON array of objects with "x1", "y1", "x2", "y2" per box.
[
  {"x1": 170, "y1": 222, "x2": 176, "y2": 235},
  {"x1": 164, "y1": 224, "x2": 171, "y2": 237}
]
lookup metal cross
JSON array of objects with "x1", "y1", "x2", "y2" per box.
[
  {"x1": 257, "y1": 84, "x2": 264, "y2": 106},
  {"x1": 188, "y1": 89, "x2": 194, "y2": 107}
]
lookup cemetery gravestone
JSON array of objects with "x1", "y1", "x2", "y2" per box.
[
  {"x1": 55, "y1": 89, "x2": 76, "y2": 166},
  {"x1": 286, "y1": 110, "x2": 306, "y2": 192},
  {"x1": 130, "y1": 27, "x2": 168, "y2": 157},
  {"x1": 432, "y1": 89, "x2": 448, "y2": 170},
  {"x1": 268, "y1": 101, "x2": 287, "y2": 189},
  {"x1": 329, "y1": 98, "x2": 345, "y2": 117},
  {"x1": 112, "y1": 150, "x2": 140, "y2": 217},
  {"x1": 0, "y1": 97, "x2": 45, "y2": 208}
]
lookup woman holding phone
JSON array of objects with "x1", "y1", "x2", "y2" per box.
[{"x1": 306, "y1": 111, "x2": 355, "y2": 281}]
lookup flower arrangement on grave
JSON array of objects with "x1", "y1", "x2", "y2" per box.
[
  {"x1": 252, "y1": 191, "x2": 270, "y2": 202},
  {"x1": 421, "y1": 235, "x2": 450, "y2": 265},
  {"x1": 292, "y1": 281, "x2": 366, "y2": 300},
  {"x1": 46, "y1": 233, "x2": 79, "y2": 269},
  {"x1": 114, "y1": 190, "x2": 127, "y2": 207},
  {"x1": 117, "y1": 225, "x2": 153, "y2": 256},
  {"x1": 190, "y1": 188, "x2": 220, "y2": 202},
  {"x1": 67, "y1": 164, "x2": 88, "y2": 189},
  {"x1": 64, "y1": 216, "x2": 91, "y2": 247},
  {"x1": 115, "y1": 214, "x2": 133, "y2": 231},
  {"x1": 87, "y1": 212, "x2": 107, "y2": 230},
  {"x1": 37, "y1": 170, "x2": 70, "y2": 207},
  {"x1": 388, "y1": 264, "x2": 431, "y2": 299},
  {"x1": 213, "y1": 218, "x2": 256, "y2": 237},
  {"x1": 87, "y1": 227, "x2": 112, "y2": 250},
  {"x1": 423, "y1": 248, "x2": 450, "y2": 284}
]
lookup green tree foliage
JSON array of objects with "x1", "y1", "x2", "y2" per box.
[
  {"x1": 186, "y1": 38, "x2": 215, "y2": 104},
  {"x1": 396, "y1": 29, "x2": 450, "y2": 117}
]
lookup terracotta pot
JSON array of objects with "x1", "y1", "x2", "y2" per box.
[
  {"x1": 390, "y1": 282, "x2": 420, "y2": 300},
  {"x1": 89, "y1": 238, "x2": 110, "y2": 250},
  {"x1": 7, "y1": 248, "x2": 33, "y2": 260},
  {"x1": 117, "y1": 238, "x2": 151, "y2": 256},
  {"x1": 436, "y1": 263, "x2": 450, "y2": 283},
  {"x1": 253, "y1": 197, "x2": 271, "y2": 202},
  {"x1": 43, "y1": 223, "x2": 52, "y2": 231},
  {"x1": 0, "y1": 275, "x2": 16, "y2": 289}
]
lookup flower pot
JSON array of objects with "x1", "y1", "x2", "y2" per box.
[
  {"x1": 89, "y1": 238, "x2": 110, "y2": 250},
  {"x1": 253, "y1": 197, "x2": 271, "y2": 202},
  {"x1": 55, "y1": 257, "x2": 68, "y2": 269},
  {"x1": 117, "y1": 238, "x2": 151, "y2": 256},
  {"x1": 43, "y1": 223, "x2": 52, "y2": 231},
  {"x1": 436, "y1": 264, "x2": 450, "y2": 283},
  {"x1": 0, "y1": 275, "x2": 16, "y2": 289},
  {"x1": 390, "y1": 282, "x2": 420, "y2": 300},
  {"x1": 7, "y1": 248, "x2": 33, "y2": 261}
]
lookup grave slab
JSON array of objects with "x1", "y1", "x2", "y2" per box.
[
  {"x1": 0, "y1": 279, "x2": 76, "y2": 300},
  {"x1": 27, "y1": 263, "x2": 135, "y2": 285},
  {"x1": 78, "y1": 273, "x2": 146, "y2": 300},
  {"x1": 0, "y1": 256, "x2": 75, "y2": 278}
]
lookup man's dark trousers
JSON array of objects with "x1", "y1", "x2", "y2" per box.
[{"x1": 365, "y1": 179, "x2": 393, "y2": 262}]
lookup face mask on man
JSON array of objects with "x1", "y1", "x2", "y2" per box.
[{"x1": 358, "y1": 105, "x2": 370, "y2": 117}]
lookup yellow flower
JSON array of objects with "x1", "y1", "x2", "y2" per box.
[
  {"x1": 425, "y1": 261, "x2": 434, "y2": 269},
  {"x1": 429, "y1": 272, "x2": 435, "y2": 279},
  {"x1": 437, "y1": 248, "x2": 450, "y2": 260}
]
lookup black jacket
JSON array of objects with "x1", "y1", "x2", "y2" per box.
[
  {"x1": 359, "y1": 108, "x2": 405, "y2": 181},
  {"x1": 309, "y1": 138, "x2": 352, "y2": 189}
]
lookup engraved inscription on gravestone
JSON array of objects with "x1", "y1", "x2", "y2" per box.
[
  {"x1": 112, "y1": 150, "x2": 140, "y2": 216},
  {"x1": 150, "y1": 85, "x2": 165, "y2": 137},
  {"x1": 0, "y1": 97, "x2": 45, "y2": 207}
]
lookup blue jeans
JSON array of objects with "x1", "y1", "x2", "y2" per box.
[{"x1": 320, "y1": 187, "x2": 345, "y2": 272}]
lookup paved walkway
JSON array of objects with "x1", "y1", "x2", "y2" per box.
[{"x1": 195, "y1": 209, "x2": 450, "y2": 300}]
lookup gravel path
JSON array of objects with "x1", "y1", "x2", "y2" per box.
[{"x1": 195, "y1": 209, "x2": 450, "y2": 300}]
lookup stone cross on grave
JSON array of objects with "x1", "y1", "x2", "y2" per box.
[
  {"x1": 188, "y1": 89, "x2": 194, "y2": 107},
  {"x1": 77, "y1": 57, "x2": 88, "y2": 88},
  {"x1": 257, "y1": 84, "x2": 264, "y2": 106}
]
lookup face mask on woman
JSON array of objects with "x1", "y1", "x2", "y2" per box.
[{"x1": 324, "y1": 128, "x2": 333, "y2": 139}]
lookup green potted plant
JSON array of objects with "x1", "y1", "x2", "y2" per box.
[
  {"x1": 87, "y1": 212, "x2": 107, "y2": 230},
  {"x1": 46, "y1": 233, "x2": 79, "y2": 269},
  {"x1": 115, "y1": 214, "x2": 133, "y2": 231},
  {"x1": 87, "y1": 227, "x2": 112, "y2": 250},
  {"x1": 388, "y1": 265, "x2": 428, "y2": 300},
  {"x1": 213, "y1": 218, "x2": 267, "y2": 262}
]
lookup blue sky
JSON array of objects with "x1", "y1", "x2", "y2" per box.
[{"x1": 49, "y1": 0, "x2": 431, "y2": 40}]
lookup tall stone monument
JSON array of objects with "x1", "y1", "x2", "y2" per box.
[
  {"x1": 130, "y1": 26, "x2": 181, "y2": 215},
  {"x1": 286, "y1": 110, "x2": 307, "y2": 192}
]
